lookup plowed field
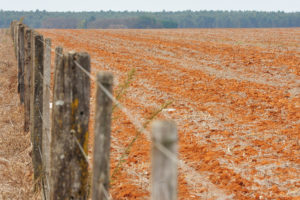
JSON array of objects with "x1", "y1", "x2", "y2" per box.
[{"x1": 39, "y1": 28, "x2": 300, "y2": 200}]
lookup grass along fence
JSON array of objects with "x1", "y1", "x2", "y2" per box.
[{"x1": 10, "y1": 20, "x2": 179, "y2": 200}]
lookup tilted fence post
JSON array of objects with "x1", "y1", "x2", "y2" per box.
[
  {"x1": 92, "y1": 72, "x2": 113, "y2": 200},
  {"x1": 151, "y1": 120, "x2": 178, "y2": 200},
  {"x1": 30, "y1": 32, "x2": 44, "y2": 191},
  {"x1": 50, "y1": 50, "x2": 90, "y2": 199},
  {"x1": 18, "y1": 24, "x2": 25, "y2": 103},
  {"x1": 42, "y1": 38, "x2": 52, "y2": 200},
  {"x1": 24, "y1": 28, "x2": 32, "y2": 132}
]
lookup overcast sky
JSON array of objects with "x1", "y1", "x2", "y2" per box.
[{"x1": 2, "y1": 0, "x2": 300, "y2": 12}]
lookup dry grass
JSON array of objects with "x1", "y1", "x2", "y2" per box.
[{"x1": 0, "y1": 29, "x2": 39, "y2": 199}]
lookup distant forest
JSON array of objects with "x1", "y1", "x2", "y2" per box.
[{"x1": 0, "y1": 10, "x2": 299, "y2": 29}]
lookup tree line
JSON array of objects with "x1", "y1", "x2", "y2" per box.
[{"x1": 0, "y1": 10, "x2": 299, "y2": 29}]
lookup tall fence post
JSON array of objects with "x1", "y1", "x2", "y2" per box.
[
  {"x1": 151, "y1": 120, "x2": 178, "y2": 200},
  {"x1": 29, "y1": 31, "x2": 35, "y2": 142},
  {"x1": 18, "y1": 24, "x2": 25, "y2": 103},
  {"x1": 24, "y1": 28, "x2": 32, "y2": 132},
  {"x1": 92, "y1": 72, "x2": 113, "y2": 200},
  {"x1": 70, "y1": 51, "x2": 91, "y2": 199},
  {"x1": 50, "y1": 47, "x2": 65, "y2": 200},
  {"x1": 30, "y1": 32, "x2": 44, "y2": 191},
  {"x1": 50, "y1": 50, "x2": 90, "y2": 199},
  {"x1": 42, "y1": 38, "x2": 52, "y2": 200}
]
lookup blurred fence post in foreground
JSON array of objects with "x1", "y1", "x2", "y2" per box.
[
  {"x1": 151, "y1": 120, "x2": 178, "y2": 200},
  {"x1": 92, "y1": 72, "x2": 113, "y2": 200}
]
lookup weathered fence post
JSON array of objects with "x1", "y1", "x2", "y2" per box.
[
  {"x1": 29, "y1": 31, "x2": 35, "y2": 142},
  {"x1": 16, "y1": 23, "x2": 20, "y2": 92},
  {"x1": 92, "y1": 72, "x2": 113, "y2": 200},
  {"x1": 10, "y1": 21, "x2": 17, "y2": 41},
  {"x1": 18, "y1": 24, "x2": 25, "y2": 103},
  {"x1": 50, "y1": 47, "x2": 66, "y2": 200},
  {"x1": 14, "y1": 22, "x2": 19, "y2": 59},
  {"x1": 50, "y1": 50, "x2": 90, "y2": 199},
  {"x1": 42, "y1": 38, "x2": 51, "y2": 200},
  {"x1": 70, "y1": 51, "x2": 91, "y2": 199},
  {"x1": 10, "y1": 21, "x2": 13, "y2": 39},
  {"x1": 151, "y1": 121, "x2": 178, "y2": 200},
  {"x1": 24, "y1": 28, "x2": 32, "y2": 132},
  {"x1": 30, "y1": 32, "x2": 44, "y2": 191}
]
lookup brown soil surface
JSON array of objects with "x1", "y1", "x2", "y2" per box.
[
  {"x1": 0, "y1": 29, "x2": 37, "y2": 199},
  {"x1": 35, "y1": 28, "x2": 299, "y2": 200}
]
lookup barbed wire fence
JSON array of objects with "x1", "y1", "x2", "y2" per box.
[
  {"x1": 39, "y1": 34, "x2": 233, "y2": 200},
  {"x1": 10, "y1": 20, "x2": 182, "y2": 200},
  {"x1": 10, "y1": 18, "x2": 251, "y2": 200}
]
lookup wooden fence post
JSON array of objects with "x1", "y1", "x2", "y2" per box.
[
  {"x1": 50, "y1": 50, "x2": 90, "y2": 199},
  {"x1": 92, "y1": 72, "x2": 113, "y2": 200},
  {"x1": 29, "y1": 31, "x2": 35, "y2": 142},
  {"x1": 50, "y1": 46, "x2": 65, "y2": 200},
  {"x1": 24, "y1": 28, "x2": 32, "y2": 132},
  {"x1": 151, "y1": 121, "x2": 178, "y2": 200},
  {"x1": 42, "y1": 38, "x2": 51, "y2": 200},
  {"x1": 30, "y1": 33, "x2": 44, "y2": 191},
  {"x1": 14, "y1": 22, "x2": 19, "y2": 59},
  {"x1": 16, "y1": 23, "x2": 21, "y2": 93},
  {"x1": 18, "y1": 24, "x2": 25, "y2": 103},
  {"x1": 10, "y1": 21, "x2": 13, "y2": 39},
  {"x1": 70, "y1": 51, "x2": 91, "y2": 199},
  {"x1": 10, "y1": 21, "x2": 17, "y2": 41}
]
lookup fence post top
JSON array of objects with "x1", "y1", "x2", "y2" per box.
[
  {"x1": 96, "y1": 72, "x2": 113, "y2": 85},
  {"x1": 152, "y1": 120, "x2": 177, "y2": 144}
]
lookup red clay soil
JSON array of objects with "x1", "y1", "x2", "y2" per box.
[{"x1": 38, "y1": 28, "x2": 300, "y2": 200}]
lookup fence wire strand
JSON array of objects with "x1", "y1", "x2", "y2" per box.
[
  {"x1": 37, "y1": 145, "x2": 50, "y2": 200},
  {"x1": 70, "y1": 129, "x2": 90, "y2": 165}
]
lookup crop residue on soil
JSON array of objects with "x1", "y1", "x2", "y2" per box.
[{"x1": 38, "y1": 28, "x2": 300, "y2": 200}]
